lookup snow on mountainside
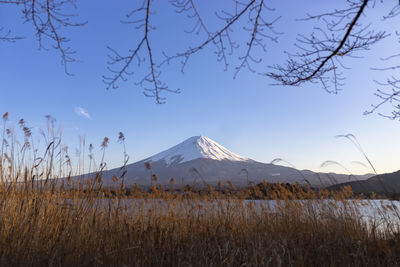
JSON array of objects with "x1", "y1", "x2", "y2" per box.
[{"x1": 146, "y1": 136, "x2": 249, "y2": 166}]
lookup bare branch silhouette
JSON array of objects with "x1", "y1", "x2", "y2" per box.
[
  {"x1": 103, "y1": 0, "x2": 179, "y2": 104},
  {"x1": 267, "y1": 0, "x2": 387, "y2": 93},
  {"x1": 0, "y1": 28, "x2": 23, "y2": 42},
  {"x1": 2, "y1": 0, "x2": 400, "y2": 115},
  {"x1": 1, "y1": 0, "x2": 86, "y2": 74},
  {"x1": 104, "y1": 0, "x2": 279, "y2": 103},
  {"x1": 165, "y1": 0, "x2": 279, "y2": 76},
  {"x1": 364, "y1": 78, "x2": 400, "y2": 120}
]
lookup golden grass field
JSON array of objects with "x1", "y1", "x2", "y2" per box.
[{"x1": 1, "y1": 113, "x2": 400, "y2": 266}]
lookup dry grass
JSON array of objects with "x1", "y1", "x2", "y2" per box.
[
  {"x1": 0, "y1": 113, "x2": 400, "y2": 266},
  {"x1": 1, "y1": 185, "x2": 400, "y2": 266}
]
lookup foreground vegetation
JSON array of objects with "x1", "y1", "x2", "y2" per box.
[
  {"x1": 1, "y1": 113, "x2": 400, "y2": 266},
  {"x1": 0, "y1": 182, "x2": 400, "y2": 266}
]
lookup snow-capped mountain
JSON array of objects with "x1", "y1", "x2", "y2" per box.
[
  {"x1": 146, "y1": 136, "x2": 249, "y2": 166},
  {"x1": 99, "y1": 136, "x2": 373, "y2": 188}
]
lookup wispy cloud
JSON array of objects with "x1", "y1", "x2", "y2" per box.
[{"x1": 74, "y1": 107, "x2": 91, "y2": 119}]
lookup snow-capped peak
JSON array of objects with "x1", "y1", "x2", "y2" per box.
[{"x1": 146, "y1": 136, "x2": 249, "y2": 166}]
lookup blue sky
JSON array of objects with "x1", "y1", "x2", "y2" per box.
[{"x1": 0, "y1": 0, "x2": 399, "y2": 175}]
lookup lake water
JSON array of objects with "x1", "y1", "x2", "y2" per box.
[{"x1": 70, "y1": 198, "x2": 400, "y2": 232}]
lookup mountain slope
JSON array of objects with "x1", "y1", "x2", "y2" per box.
[
  {"x1": 328, "y1": 170, "x2": 400, "y2": 194},
  {"x1": 99, "y1": 136, "x2": 373, "y2": 187}
]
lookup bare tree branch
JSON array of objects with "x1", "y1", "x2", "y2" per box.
[
  {"x1": 165, "y1": 0, "x2": 279, "y2": 76},
  {"x1": 103, "y1": 0, "x2": 179, "y2": 104},
  {"x1": 23, "y1": 0, "x2": 87, "y2": 74},
  {"x1": 267, "y1": 0, "x2": 387, "y2": 93},
  {"x1": 170, "y1": 0, "x2": 232, "y2": 71},
  {"x1": 365, "y1": 78, "x2": 400, "y2": 120},
  {"x1": 104, "y1": 0, "x2": 279, "y2": 103},
  {"x1": 2, "y1": 0, "x2": 400, "y2": 116},
  {"x1": 166, "y1": 0, "x2": 258, "y2": 69},
  {"x1": 0, "y1": 28, "x2": 24, "y2": 42},
  {"x1": 1, "y1": 0, "x2": 86, "y2": 74},
  {"x1": 234, "y1": 0, "x2": 281, "y2": 78}
]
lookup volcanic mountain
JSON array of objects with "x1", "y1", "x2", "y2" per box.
[
  {"x1": 145, "y1": 136, "x2": 249, "y2": 166},
  {"x1": 101, "y1": 136, "x2": 373, "y2": 187}
]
